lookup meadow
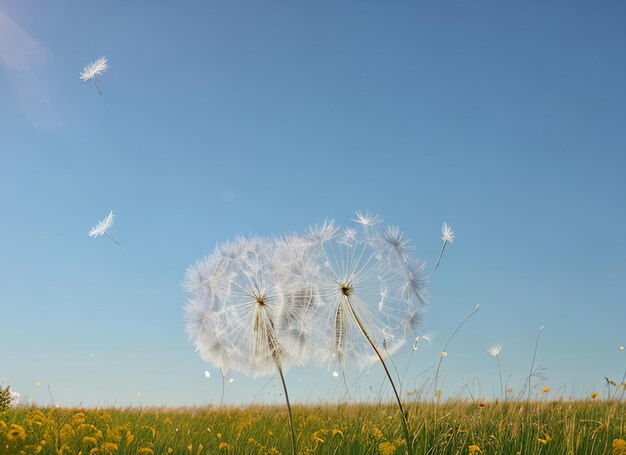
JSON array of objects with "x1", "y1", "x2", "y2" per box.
[{"x1": 2, "y1": 400, "x2": 626, "y2": 454}]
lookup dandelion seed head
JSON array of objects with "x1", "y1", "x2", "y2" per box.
[
  {"x1": 487, "y1": 344, "x2": 502, "y2": 357},
  {"x1": 340, "y1": 227, "x2": 357, "y2": 246},
  {"x1": 382, "y1": 226, "x2": 411, "y2": 254},
  {"x1": 353, "y1": 211, "x2": 383, "y2": 226},
  {"x1": 332, "y1": 371, "x2": 339, "y2": 378},
  {"x1": 89, "y1": 211, "x2": 114, "y2": 238},
  {"x1": 441, "y1": 222, "x2": 454, "y2": 243},
  {"x1": 184, "y1": 236, "x2": 292, "y2": 377},
  {"x1": 305, "y1": 219, "x2": 338, "y2": 245},
  {"x1": 80, "y1": 56, "x2": 108, "y2": 81},
  {"x1": 292, "y1": 217, "x2": 427, "y2": 368}
]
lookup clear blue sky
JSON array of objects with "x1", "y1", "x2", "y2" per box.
[{"x1": 1, "y1": 1, "x2": 625, "y2": 407}]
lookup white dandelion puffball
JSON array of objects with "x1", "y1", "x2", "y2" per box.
[
  {"x1": 332, "y1": 371, "x2": 339, "y2": 378},
  {"x1": 80, "y1": 56, "x2": 108, "y2": 94},
  {"x1": 488, "y1": 344, "x2": 502, "y2": 357},
  {"x1": 88, "y1": 211, "x2": 119, "y2": 244},
  {"x1": 441, "y1": 222, "x2": 454, "y2": 243},
  {"x1": 89, "y1": 211, "x2": 114, "y2": 238},
  {"x1": 184, "y1": 236, "x2": 290, "y2": 377},
  {"x1": 284, "y1": 214, "x2": 428, "y2": 369},
  {"x1": 80, "y1": 56, "x2": 108, "y2": 81},
  {"x1": 204, "y1": 370, "x2": 211, "y2": 378}
]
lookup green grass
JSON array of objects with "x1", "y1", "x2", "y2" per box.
[{"x1": 1, "y1": 400, "x2": 625, "y2": 454}]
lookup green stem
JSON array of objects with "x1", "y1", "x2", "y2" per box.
[
  {"x1": 346, "y1": 299, "x2": 413, "y2": 455},
  {"x1": 276, "y1": 363, "x2": 297, "y2": 455}
]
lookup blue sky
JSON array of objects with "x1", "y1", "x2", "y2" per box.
[{"x1": 1, "y1": 1, "x2": 625, "y2": 407}]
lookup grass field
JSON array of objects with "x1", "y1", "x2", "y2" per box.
[{"x1": 2, "y1": 400, "x2": 625, "y2": 454}]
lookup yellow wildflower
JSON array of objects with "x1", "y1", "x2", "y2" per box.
[
  {"x1": 102, "y1": 442, "x2": 119, "y2": 454},
  {"x1": 137, "y1": 448, "x2": 154, "y2": 455},
  {"x1": 82, "y1": 436, "x2": 99, "y2": 448},
  {"x1": 613, "y1": 439, "x2": 626, "y2": 455},
  {"x1": 332, "y1": 429, "x2": 344, "y2": 438},
  {"x1": 7, "y1": 423, "x2": 26, "y2": 442},
  {"x1": 393, "y1": 438, "x2": 406, "y2": 447},
  {"x1": 469, "y1": 444, "x2": 482, "y2": 454},
  {"x1": 477, "y1": 399, "x2": 487, "y2": 408},
  {"x1": 218, "y1": 442, "x2": 230, "y2": 451},
  {"x1": 542, "y1": 386, "x2": 551, "y2": 394},
  {"x1": 440, "y1": 351, "x2": 448, "y2": 357},
  {"x1": 197, "y1": 443, "x2": 204, "y2": 453},
  {"x1": 506, "y1": 387, "x2": 513, "y2": 393},
  {"x1": 378, "y1": 441, "x2": 396, "y2": 455},
  {"x1": 216, "y1": 433, "x2": 222, "y2": 439},
  {"x1": 126, "y1": 431, "x2": 134, "y2": 447},
  {"x1": 72, "y1": 412, "x2": 86, "y2": 426},
  {"x1": 371, "y1": 427, "x2": 384, "y2": 440},
  {"x1": 591, "y1": 392, "x2": 598, "y2": 399},
  {"x1": 312, "y1": 431, "x2": 325, "y2": 443},
  {"x1": 167, "y1": 449, "x2": 173, "y2": 454},
  {"x1": 164, "y1": 417, "x2": 173, "y2": 425},
  {"x1": 60, "y1": 423, "x2": 75, "y2": 442},
  {"x1": 537, "y1": 433, "x2": 552, "y2": 445}
]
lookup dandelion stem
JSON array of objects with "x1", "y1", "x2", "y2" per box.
[
  {"x1": 400, "y1": 347, "x2": 416, "y2": 396},
  {"x1": 346, "y1": 298, "x2": 414, "y2": 455},
  {"x1": 92, "y1": 77, "x2": 102, "y2": 96},
  {"x1": 219, "y1": 368, "x2": 225, "y2": 407},
  {"x1": 496, "y1": 354, "x2": 503, "y2": 399},
  {"x1": 104, "y1": 232, "x2": 120, "y2": 245},
  {"x1": 433, "y1": 304, "x2": 480, "y2": 400},
  {"x1": 434, "y1": 240, "x2": 447, "y2": 270},
  {"x1": 276, "y1": 363, "x2": 297, "y2": 455},
  {"x1": 518, "y1": 326, "x2": 543, "y2": 401}
]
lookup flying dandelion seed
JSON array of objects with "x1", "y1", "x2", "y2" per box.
[
  {"x1": 204, "y1": 371, "x2": 211, "y2": 378},
  {"x1": 228, "y1": 378, "x2": 234, "y2": 384},
  {"x1": 88, "y1": 211, "x2": 119, "y2": 245},
  {"x1": 332, "y1": 371, "x2": 339, "y2": 378},
  {"x1": 435, "y1": 222, "x2": 454, "y2": 270},
  {"x1": 80, "y1": 56, "x2": 108, "y2": 95},
  {"x1": 620, "y1": 346, "x2": 624, "y2": 350}
]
